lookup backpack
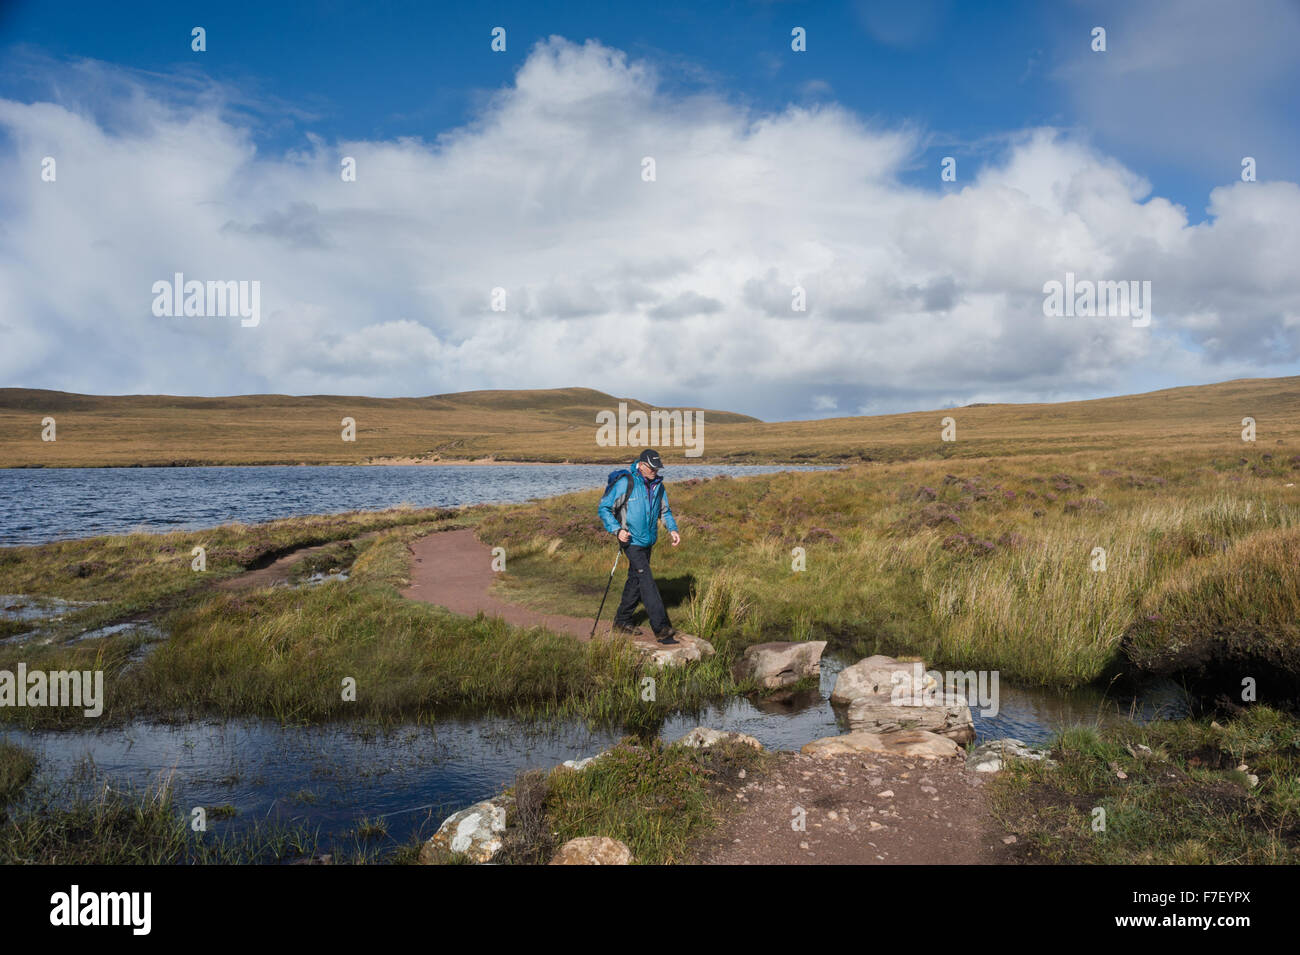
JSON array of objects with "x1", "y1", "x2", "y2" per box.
[{"x1": 604, "y1": 468, "x2": 635, "y2": 528}]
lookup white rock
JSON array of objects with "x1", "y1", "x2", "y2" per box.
[
  {"x1": 831, "y1": 655, "x2": 975, "y2": 744},
  {"x1": 675, "y1": 726, "x2": 763, "y2": 751},
  {"x1": 966, "y1": 738, "x2": 1056, "y2": 773},
  {"x1": 418, "y1": 794, "x2": 513, "y2": 864}
]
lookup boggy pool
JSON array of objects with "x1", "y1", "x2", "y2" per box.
[{"x1": 1, "y1": 656, "x2": 1190, "y2": 855}]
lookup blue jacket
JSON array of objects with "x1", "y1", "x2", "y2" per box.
[{"x1": 598, "y1": 466, "x2": 678, "y2": 547}]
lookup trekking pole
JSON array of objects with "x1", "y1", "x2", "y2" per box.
[{"x1": 590, "y1": 544, "x2": 622, "y2": 638}]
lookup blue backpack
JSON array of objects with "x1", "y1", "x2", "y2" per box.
[{"x1": 605, "y1": 468, "x2": 635, "y2": 526}]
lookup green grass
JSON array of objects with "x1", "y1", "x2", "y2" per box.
[
  {"x1": 495, "y1": 738, "x2": 765, "y2": 865},
  {"x1": 480, "y1": 447, "x2": 1300, "y2": 687},
  {"x1": 988, "y1": 707, "x2": 1300, "y2": 864},
  {"x1": 5, "y1": 442, "x2": 1299, "y2": 731},
  {"x1": 0, "y1": 506, "x2": 459, "y2": 648},
  {"x1": 0, "y1": 519, "x2": 762, "y2": 729},
  {"x1": 0, "y1": 778, "x2": 310, "y2": 864},
  {"x1": 1125, "y1": 527, "x2": 1300, "y2": 675}
]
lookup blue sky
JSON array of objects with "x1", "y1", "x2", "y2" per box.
[
  {"x1": 1, "y1": 0, "x2": 1298, "y2": 419},
  {"x1": 7, "y1": 0, "x2": 1286, "y2": 218}
]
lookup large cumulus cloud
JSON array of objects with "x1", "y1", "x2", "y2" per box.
[{"x1": 1, "y1": 36, "x2": 1297, "y2": 419}]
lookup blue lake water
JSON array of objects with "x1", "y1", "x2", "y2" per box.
[{"x1": 0, "y1": 463, "x2": 831, "y2": 546}]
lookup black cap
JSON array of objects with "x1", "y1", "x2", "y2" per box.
[{"x1": 637, "y1": 449, "x2": 665, "y2": 472}]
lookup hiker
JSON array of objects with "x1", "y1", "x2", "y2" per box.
[{"x1": 598, "y1": 448, "x2": 682, "y2": 644}]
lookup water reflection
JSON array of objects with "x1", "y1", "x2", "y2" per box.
[{"x1": 0, "y1": 657, "x2": 1190, "y2": 853}]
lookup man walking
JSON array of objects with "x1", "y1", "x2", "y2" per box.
[{"x1": 598, "y1": 449, "x2": 682, "y2": 644}]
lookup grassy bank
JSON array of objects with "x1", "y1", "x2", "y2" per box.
[
  {"x1": 0, "y1": 509, "x2": 760, "y2": 729},
  {"x1": 480, "y1": 446, "x2": 1300, "y2": 689},
  {"x1": 0, "y1": 507, "x2": 459, "y2": 640},
  {"x1": 989, "y1": 707, "x2": 1300, "y2": 864},
  {"x1": 491, "y1": 738, "x2": 764, "y2": 865},
  {"x1": 0, "y1": 733, "x2": 759, "y2": 864},
  {"x1": 4, "y1": 441, "x2": 1298, "y2": 732},
  {"x1": 6, "y1": 442, "x2": 1298, "y2": 732}
]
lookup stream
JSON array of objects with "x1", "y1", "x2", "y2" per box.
[{"x1": 1, "y1": 656, "x2": 1190, "y2": 854}]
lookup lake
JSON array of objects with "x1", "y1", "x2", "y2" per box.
[{"x1": 0, "y1": 463, "x2": 833, "y2": 546}]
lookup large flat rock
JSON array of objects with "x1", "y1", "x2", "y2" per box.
[
  {"x1": 846, "y1": 691, "x2": 975, "y2": 745},
  {"x1": 831, "y1": 654, "x2": 975, "y2": 745},
  {"x1": 732, "y1": 640, "x2": 827, "y2": 689},
  {"x1": 633, "y1": 632, "x2": 715, "y2": 667},
  {"x1": 830, "y1": 655, "x2": 936, "y2": 704},
  {"x1": 801, "y1": 729, "x2": 962, "y2": 760}
]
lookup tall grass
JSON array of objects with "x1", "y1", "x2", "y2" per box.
[
  {"x1": 480, "y1": 449, "x2": 1300, "y2": 686},
  {"x1": 680, "y1": 567, "x2": 751, "y2": 642},
  {"x1": 1, "y1": 526, "x2": 750, "y2": 728},
  {"x1": 0, "y1": 741, "x2": 37, "y2": 808},
  {"x1": 0, "y1": 774, "x2": 349, "y2": 864}
]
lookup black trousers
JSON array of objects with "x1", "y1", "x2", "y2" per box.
[{"x1": 613, "y1": 543, "x2": 671, "y2": 634}]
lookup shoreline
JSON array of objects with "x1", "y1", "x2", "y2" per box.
[{"x1": 1, "y1": 458, "x2": 835, "y2": 470}]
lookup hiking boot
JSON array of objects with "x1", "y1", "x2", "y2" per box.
[
  {"x1": 612, "y1": 622, "x2": 644, "y2": 636},
  {"x1": 655, "y1": 627, "x2": 679, "y2": 645}
]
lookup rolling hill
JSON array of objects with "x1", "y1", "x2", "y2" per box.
[{"x1": 0, "y1": 377, "x2": 1297, "y2": 467}]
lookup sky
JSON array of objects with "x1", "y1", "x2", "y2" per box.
[{"x1": 1, "y1": 0, "x2": 1298, "y2": 421}]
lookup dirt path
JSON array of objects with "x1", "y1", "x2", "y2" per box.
[
  {"x1": 401, "y1": 529, "x2": 661, "y2": 649},
  {"x1": 697, "y1": 750, "x2": 1009, "y2": 865},
  {"x1": 215, "y1": 532, "x2": 381, "y2": 592},
  {"x1": 214, "y1": 542, "x2": 341, "y2": 591},
  {"x1": 403, "y1": 529, "x2": 1007, "y2": 864}
]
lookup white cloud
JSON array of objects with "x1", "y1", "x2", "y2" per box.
[
  {"x1": 1, "y1": 37, "x2": 1298, "y2": 419},
  {"x1": 1055, "y1": 0, "x2": 1300, "y2": 183}
]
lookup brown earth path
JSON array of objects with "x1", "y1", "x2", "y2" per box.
[
  {"x1": 214, "y1": 542, "x2": 340, "y2": 591},
  {"x1": 215, "y1": 532, "x2": 379, "y2": 591},
  {"x1": 402, "y1": 529, "x2": 1010, "y2": 866},
  {"x1": 401, "y1": 529, "x2": 663, "y2": 651},
  {"x1": 697, "y1": 749, "x2": 1011, "y2": 865}
]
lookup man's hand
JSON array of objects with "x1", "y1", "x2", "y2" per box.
[
  {"x1": 617, "y1": 529, "x2": 631, "y2": 543},
  {"x1": 670, "y1": 531, "x2": 681, "y2": 547}
]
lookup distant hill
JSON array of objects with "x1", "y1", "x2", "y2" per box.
[
  {"x1": 0, "y1": 387, "x2": 756, "y2": 467},
  {"x1": 1, "y1": 377, "x2": 1297, "y2": 467}
]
